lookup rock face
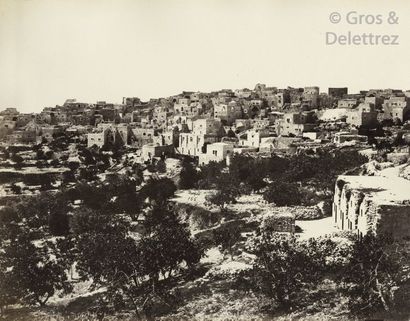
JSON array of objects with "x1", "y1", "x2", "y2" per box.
[
  {"x1": 333, "y1": 175, "x2": 410, "y2": 239},
  {"x1": 399, "y1": 163, "x2": 410, "y2": 181},
  {"x1": 386, "y1": 152, "x2": 409, "y2": 165},
  {"x1": 362, "y1": 160, "x2": 394, "y2": 176}
]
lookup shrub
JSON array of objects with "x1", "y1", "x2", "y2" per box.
[{"x1": 263, "y1": 181, "x2": 302, "y2": 206}]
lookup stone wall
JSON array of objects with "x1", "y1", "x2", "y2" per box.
[
  {"x1": 333, "y1": 176, "x2": 410, "y2": 239},
  {"x1": 262, "y1": 214, "x2": 295, "y2": 233}
]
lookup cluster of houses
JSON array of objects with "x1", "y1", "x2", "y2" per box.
[
  {"x1": 1, "y1": 85, "x2": 410, "y2": 239},
  {"x1": 2, "y1": 85, "x2": 409, "y2": 166}
]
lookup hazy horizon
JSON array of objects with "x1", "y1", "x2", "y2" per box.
[{"x1": 1, "y1": 0, "x2": 410, "y2": 113}]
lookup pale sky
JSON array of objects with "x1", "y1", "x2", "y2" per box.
[{"x1": 1, "y1": 0, "x2": 409, "y2": 113}]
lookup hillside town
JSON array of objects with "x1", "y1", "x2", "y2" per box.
[
  {"x1": 2, "y1": 85, "x2": 410, "y2": 162},
  {"x1": 0, "y1": 84, "x2": 410, "y2": 321}
]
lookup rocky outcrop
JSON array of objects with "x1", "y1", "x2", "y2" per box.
[{"x1": 398, "y1": 163, "x2": 410, "y2": 181}]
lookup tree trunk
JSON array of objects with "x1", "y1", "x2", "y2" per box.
[{"x1": 375, "y1": 278, "x2": 390, "y2": 311}]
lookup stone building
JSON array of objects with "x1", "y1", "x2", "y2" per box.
[
  {"x1": 174, "y1": 99, "x2": 202, "y2": 117},
  {"x1": 333, "y1": 132, "x2": 367, "y2": 145},
  {"x1": 364, "y1": 96, "x2": 383, "y2": 110},
  {"x1": 303, "y1": 86, "x2": 320, "y2": 108},
  {"x1": 382, "y1": 96, "x2": 410, "y2": 122},
  {"x1": 234, "y1": 119, "x2": 252, "y2": 132},
  {"x1": 213, "y1": 101, "x2": 242, "y2": 125},
  {"x1": 333, "y1": 175, "x2": 410, "y2": 239},
  {"x1": 192, "y1": 118, "x2": 222, "y2": 136},
  {"x1": 288, "y1": 87, "x2": 304, "y2": 104},
  {"x1": 346, "y1": 103, "x2": 378, "y2": 128},
  {"x1": 87, "y1": 123, "x2": 128, "y2": 148},
  {"x1": 152, "y1": 128, "x2": 179, "y2": 147},
  {"x1": 276, "y1": 112, "x2": 315, "y2": 137},
  {"x1": 131, "y1": 127, "x2": 156, "y2": 147},
  {"x1": 15, "y1": 114, "x2": 35, "y2": 128},
  {"x1": 251, "y1": 118, "x2": 272, "y2": 130},
  {"x1": 141, "y1": 143, "x2": 174, "y2": 162},
  {"x1": 234, "y1": 88, "x2": 253, "y2": 98},
  {"x1": 87, "y1": 131, "x2": 108, "y2": 148},
  {"x1": 328, "y1": 87, "x2": 348, "y2": 98},
  {"x1": 198, "y1": 142, "x2": 233, "y2": 165},
  {"x1": 338, "y1": 98, "x2": 358, "y2": 109},
  {"x1": 259, "y1": 136, "x2": 303, "y2": 153},
  {"x1": 0, "y1": 119, "x2": 16, "y2": 131},
  {"x1": 0, "y1": 107, "x2": 19, "y2": 117},
  {"x1": 123, "y1": 97, "x2": 142, "y2": 110},
  {"x1": 40, "y1": 125, "x2": 65, "y2": 142},
  {"x1": 178, "y1": 119, "x2": 223, "y2": 156},
  {"x1": 271, "y1": 91, "x2": 290, "y2": 109},
  {"x1": 242, "y1": 99, "x2": 263, "y2": 118},
  {"x1": 238, "y1": 128, "x2": 270, "y2": 148},
  {"x1": 179, "y1": 133, "x2": 218, "y2": 157}
]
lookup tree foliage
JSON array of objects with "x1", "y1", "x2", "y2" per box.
[
  {"x1": 212, "y1": 223, "x2": 242, "y2": 258},
  {"x1": 263, "y1": 181, "x2": 302, "y2": 206},
  {"x1": 248, "y1": 233, "x2": 323, "y2": 311},
  {"x1": 141, "y1": 177, "x2": 177, "y2": 206},
  {"x1": 179, "y1": 160, "x2": 199, "y2": 189},
  {"x1": 340, "y1": 234, "x2": 410, "y2": 315},
  {"x1": 1, "y1": 234, "x2": 72, "y2": 308},
  {"x1": 205, "y1": 173, "x2": 240, "y2": 209}
]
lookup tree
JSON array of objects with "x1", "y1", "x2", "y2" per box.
[
  {"x1": 71, "y1": 205, "x2": 121, "y2": 236},
  {"x1": 9, "y1": 184, "x2": 22, "y2": 194},
  {"x1": 197, "y1": 161, "x2": 225, "y2": 188},
  {"x1": 3, "y1": 234, "x2": 72, "y2": 307},
  {"x1": 8, "y1": 192, "x2": 70, "y2": 236},
  {"x1": 68, "y1": 181, "x2": 111, "y2": 212},
  {"x1": 212, "y1": 223, "x2": 242, "y2": 259},
  {"x1": 141, "y1": 178, "x2": 177, "y2": 206},
  {"x1": 0, "y1": 255, "x2": 16, "y2": 314},
  {"x1": 141, "y1": 205, "x2": 203, "y2": 282},
  {"x1": 79, "y1": 167, "x2": 98, "y2": 181},
  {"x1": 155, "y1": 159, "x2": 166, "y2": 173},
  {"x1": 206, "y1": 173, "x2": 240, "y2": 210},
  {"x1": 263, "y1": 181, "x2": 302, "y2": 206},
  {"x1": 46, "y1": 191, "x2": 71, "y2": 236},
  {"x1": 73, "y1": 212, "x2": 145, "y2": 316},
  {"x1": 10, "y1": 153, "x2": 23, "y2": 164},
  {"x1": 249, "y1": 233, "x2": 321, "y2": 311},
  {"x1": 11, "y1": 154, "x2": 24, "y2": 169},
  {"x1": 48, "y1": 205, "x2": 70, "y2": 236},
  {"x1": 44, "y1": 150, "x2": 54, "y2": 160},
  {"x1": 12, "y1": 194, "x2": 50, "y2": 231},
  {"x1": 62, "y1": 170, "x2": 76, "y2": 184},
  {"x1": 50, "y1": 159, "x2": 60, "y2": 167},
  {"x1": 72, "y1": 204, "x2": 202, "y2": 317},
  {"x1": 392, "y1": 117, "x2": 403, "y2": 126},
  {"x1": 229, "y1": 155, "x2": 267, "y2": 192},
  {"x1": 340, "y1": 234, "x2": 410, "y2": 315},
  {"x1": 78, "y1": 147, "x2": 97, "y2": 166},
  {"x1": 179, "y1": 160, "x2": 199, "y2": 189},
  {"x1": 105, "y1": 174, "x2": 142, "y2": 219}
]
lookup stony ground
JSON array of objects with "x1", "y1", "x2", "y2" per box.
[{"x1": 2, "y1": 189, "x2": 351, "y2": 321}]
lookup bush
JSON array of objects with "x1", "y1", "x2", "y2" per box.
[
  {"x1": 188, "y1": 207, "x2": 219, "y2": 230},
  {"x1": 263, "y1": 181, "x2": 302, "y2": 206},
  {"x1": 212, "y1": 223, "x2": 242, "y2": 258}
]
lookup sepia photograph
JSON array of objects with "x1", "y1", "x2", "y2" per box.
[{"x1": 0, "y1": 0, "x2": 410, "y2": 320}]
